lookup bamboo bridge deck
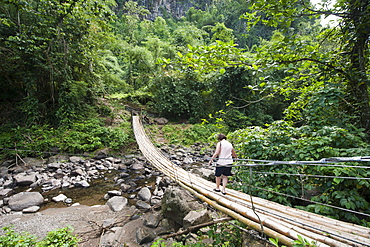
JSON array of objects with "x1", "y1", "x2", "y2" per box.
[{"x1": 132, "y1": 116, "x2": 370, "y2": 247}]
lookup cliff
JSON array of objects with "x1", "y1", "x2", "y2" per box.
[{"x1": 134, "y1": 0, "x2": 212, "y2": 19}]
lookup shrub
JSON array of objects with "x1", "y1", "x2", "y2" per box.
[{"x1": 0, "y1": 226, "x2": 79, "y2": 247}]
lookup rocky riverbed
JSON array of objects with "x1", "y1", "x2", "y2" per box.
[{"x1": 0, "y1": 144, "x2": 271, "y2": 246}]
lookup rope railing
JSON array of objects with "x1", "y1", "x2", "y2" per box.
[{"x1": 133, "y1": 115, "x2": 370, "y2": 247}]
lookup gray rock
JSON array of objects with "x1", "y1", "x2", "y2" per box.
[
  {"x1": 137, "y1": 187, "x2": 151, "y2": 201},
  {"x1": 69, "y1": 156, "x2": 83, "y2": 163},
  {"x1": 100, "y1": 226, "x2": 125, "y2": 247},
  {"x1": 143, "y1": 212, "x2": 161, "y2": 228},
  {"x1": 74, "y1": 180, "x2": 90, "y2": 188},
  {"x1": 87, "y1": 170, "x2": 98, "y2": 176},
  {"x1": 14, "y1": 173, "x2": 37, "y2": 185},
  {"x1": 183, "y1": 209, "x2": 211, "y2": 229},
  {"x1": 150, "y1": 196, "x2": 162, "y2": 205},
  {"x1": 136, "y1": 200, "x2": 151, "y2": 210},
  {"x1": 71, "y1": 168, "x2": 85, "y2": 176},
  {"x1": 96, "y1": 165, "x2": 107, "y2": 170},
  {"x1": 120, "y1": 172, "x2": 130, "y2": 178},
  {"x1": 192, "y1": 167, "x2": 214, "y2": 181},
  {"x1": 3, "y1": 178, "x2": 13, "y2": 188},
  {"x1": 130, "y1": 163, "x2": 144, "y2": 170},
  {"x1": 53, "y1": 172, "x2": 65, "y2": 179},
  {"x1": 47, "y1": 163, "x2": 61, "y2": 170},
  {"x1": 161, "y1": 187, "x2": 192, "y2": 225},
  {"x1": 0, "y1": 188, "x2": 12, "y2": 197},
  {"x1": 64, "y1": 198, "x2": 72, "y2": 204},
  {"x1": 154, "y1": 218, "x2": 175, "y2": 236},
  {"x1": 108, "y1": 190, "x2": 122, "y2": 196},
  {"x1": 8, "y1": 192, "x2": 44, "y2": 211},
  {"x1": 106, "y1": 196, "x2": 128, "y2": 212},
  {"x1": 52, "y1": 194, "x2": 67, "y2": 202},
  {"x1": 136, "y1": 227, "x2": 156, "y2": 244},
  {"x1": 102, "y1": 218, "x2": 115, "y2": 228},
  {"x1": 121, "y1": 184, "x2": 131, "y2": 192},
  {"x1": 154, "y1": 117, "x2": 168, "y2": 125},
  {"x1": 183, "y1": 157, "x2": 194, "y2": 164},
  {"x1": 61, "y1": 181, "x2": 71, "y2": 188},
  {"x1": 23, "y1": 205, "x2": 40, "y2": 213},
  {"x1": 22, "y1": 157, "x2": 45, "y2": 167}
]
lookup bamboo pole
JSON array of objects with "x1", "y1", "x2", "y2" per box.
[{"x1": 132, "y1": 116, "x2": 370, "y2": 247}]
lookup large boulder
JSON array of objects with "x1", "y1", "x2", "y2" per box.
[
  {"x1": 8, "y1": 192, "x2": 44, "y2": 211},
  {"x1": 161, "y1": 187, "x2": 192, "y2": 226},
  {"x1": 106, "y1": 196, "x2": 128, "y2": 212}
]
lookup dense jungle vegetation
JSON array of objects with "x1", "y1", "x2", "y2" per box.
[{"x1": 1, "y1": 0, "x2": 370, "y2": 230}]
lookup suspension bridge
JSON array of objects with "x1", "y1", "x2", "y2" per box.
[{"x1": 132, "y1": 115, "x2": 370, "y2": 247}]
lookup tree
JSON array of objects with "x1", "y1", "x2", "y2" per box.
[
  {"x1": 0, "y1": 0, "x2": 116, "y2": 125},
  {"x1": 243, "y1": 0, "x2": 370, "y2": 133}
]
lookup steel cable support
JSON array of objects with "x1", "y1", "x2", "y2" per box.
[{"x1": 132, "y1": 116, "x2": 370, "y2": 247}]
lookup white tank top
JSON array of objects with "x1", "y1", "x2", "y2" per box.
[{"x1": 217, "y1": 140, "x2": 234, "y2": 165}]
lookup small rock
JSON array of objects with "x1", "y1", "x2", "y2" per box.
[
  {"x1": 74, "y1": 180, "x2": 90, "y2": 188},
  {"x1": 136, "y1": 200, "x2": 151, "y2": 210},
  {"x1": 137, "y1": 187, "x2": 151, "y2": 201},
  {"x1": 69, "y1": 156, "x2": 83, "y2": 163},
  {"x1": 23, "y1": 206, "x2": 40, "y2": 213},
  {"x1": 108, "y1": 190, "x2": 122, "y2": 196},
  {"x1": 52, "y1": 194, "x2": 67, "y2": 202}
]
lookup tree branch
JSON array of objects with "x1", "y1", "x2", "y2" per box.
[{"x1": 161, "y1": 217, "x2": 232, "y2": 239}]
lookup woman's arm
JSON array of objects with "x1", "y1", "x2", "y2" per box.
[
  {"x1": 209, "y1": 142, "x2": 221, "y2": 164},
  {"x1": 232, "y1": 148, "x2": 237, "y2": 159}
]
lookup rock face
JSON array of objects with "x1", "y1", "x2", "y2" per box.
[
  {"x1": 8, "y1": 192, "x2": 44, "y2": 211},
  {"x1": 122, "y1": 0, "x2": 213, "y2": 20}
]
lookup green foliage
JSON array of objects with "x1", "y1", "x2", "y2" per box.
[
  {"x1": 205, "y1": 222, "x2": 243, "y2": 247},
  {"x1": 36, "y1": 227, "x2": 79, "y2": 247},
  {"x1": 0, "y1": 226, "x2": 37, "y2": 247},
  {"x1": 150, "y1": 221, "x2": 243, "y2": 246},
  {"x1": 150, "y1": 70, "x2": 210, "y2": 121},
  {"x1": 0, "y1": 226, "x2": 79, "y2": 247},
  {"x1": 269, "y1": 235, "x2": 318, "y2": 247},
  {"x1": 158, "y1": 123, "x2": 221, "y2": 146},
  {"x1": 229, "y1": 120, "x2": 370, "y2": 224},
  {"x1": 0, "y1": 119, "x2": 132, "y2": 160}
]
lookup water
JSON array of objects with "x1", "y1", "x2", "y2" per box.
[{"x1": 33, "y1": 169, "x2": 156, "y2": 210}]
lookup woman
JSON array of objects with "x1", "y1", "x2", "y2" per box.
[{"x1": 208, "y1": 133, "x2": 237, "y2": 195}]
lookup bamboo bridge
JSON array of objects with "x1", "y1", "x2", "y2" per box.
[{"x1": 132, "y1": 116, "x2": 370, "y2": 247}]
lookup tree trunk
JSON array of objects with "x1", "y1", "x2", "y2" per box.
[{"x1": 347, "y1": 0, "x2": 370, "y2": 133}]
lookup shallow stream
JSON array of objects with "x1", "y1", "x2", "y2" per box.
[{"x1": 15, "y1": 169, "x2": 156, "y2": 210}]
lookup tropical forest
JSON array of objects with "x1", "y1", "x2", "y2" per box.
[{"x1": 1, "y1": 0, "x2": 370, "y2": 245}]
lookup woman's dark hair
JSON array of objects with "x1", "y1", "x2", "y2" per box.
[{"x1": 218, "y1": 134, "x2": 227, "y2": 140}]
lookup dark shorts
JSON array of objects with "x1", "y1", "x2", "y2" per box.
[{"x1": 215, "y1": 165, "x2": 232, "y2": 177}]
